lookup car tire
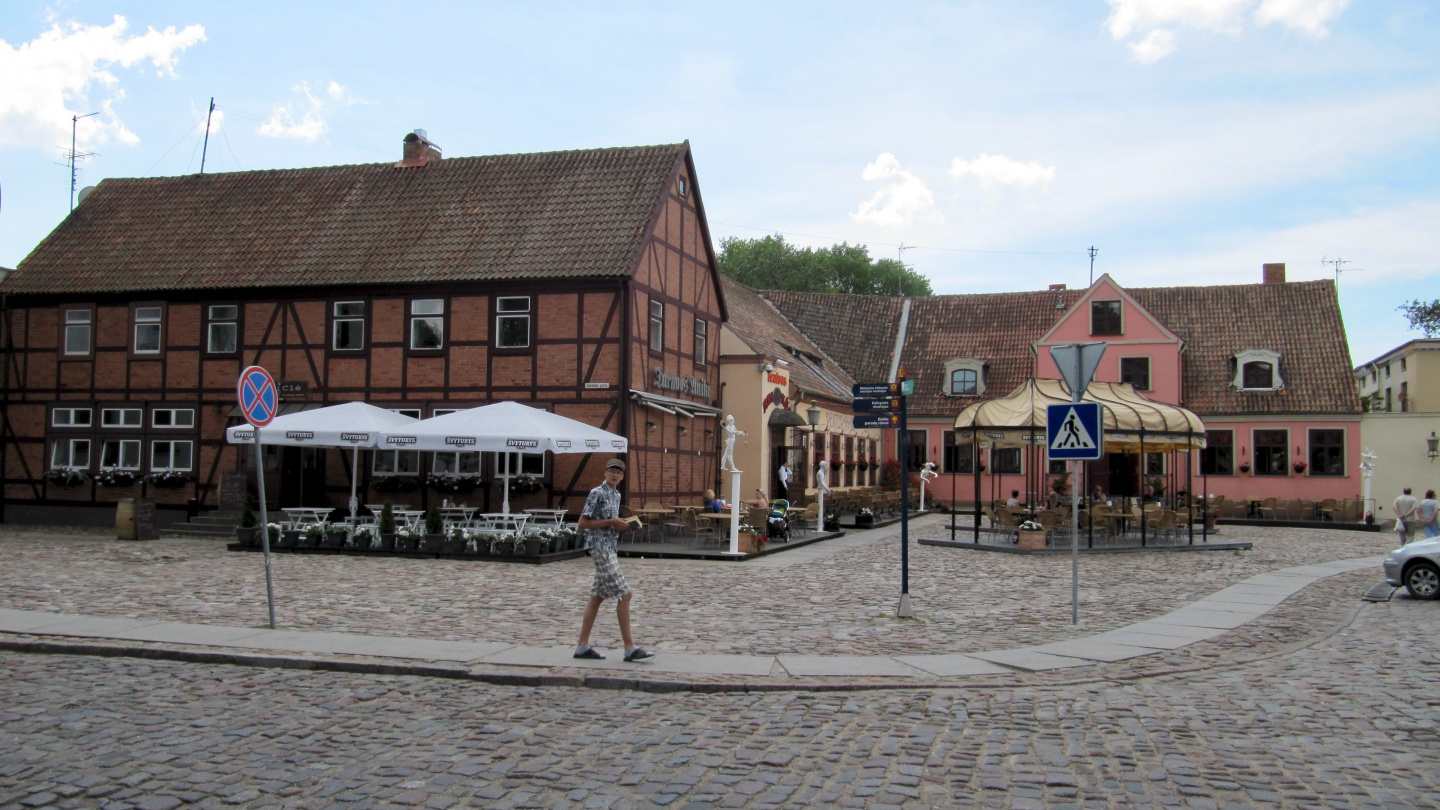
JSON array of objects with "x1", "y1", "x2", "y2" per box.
[{"x1": 1403, "y1": 560, "x2": 1440, "y2": 600}]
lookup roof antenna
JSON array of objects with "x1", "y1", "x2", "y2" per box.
[
  {"x1": 199, "y1": 98, "x2": 215, "y2": 175},
  {"x1": 897, "y1": 244, "x2": 914, "y2": 295},
  {"x1": 1088, "y1": 246, "x2": 1098, "y2": 285},
  {"x1": 1321, "y1": 256, "x2": 1362, "y2": 285},
  {"x1": 62, "y1": 112, "x2": 100, "y2": 211}
]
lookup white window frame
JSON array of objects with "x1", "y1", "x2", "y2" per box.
[
  {"x1": 648, "y1": 299, "x2": 664, "y2": 352},
  {"x1": 150, "y1": 440, "x2": 193, "y2": 472},
  {"x1": 64, "y1": 309, "x2": 92, "y2": 356},
  {"x1": 496, "y1": 451, "x2": 545, "y2": 477},
  {"x1": 101, "y1": 408, "x2": 143, "y2": 428},
  {"x1": 52, "y1": 407, "x2": 93, "y2": 427},
  {"x1": 409, "y1": 299, "x2": 444, "y2": 350},
  {"x1": 133, "y1": 306, "x2": 163, "y2": 354},
  {"x1": 101, "y1": 439, "x2": 142, "y2": 470},
  {"x1": 693, "y1": 317, "x2": 707, "y2": 365},
  {"x1": 207, "y1": 305, "x2": 239, "y2": 354},
  {"x1": 1233, "y1": 349, "x2": 1284, "y2": 391},
  {"x1": 333, "y1": 301, "x2": 365, "y2": 351},
  {"x1": 372, "y1": 449, "x2": 421, "y2": 475},
  {"x1": 942, "y1": 358, "x2": 985, "y2": 397},
  {"x1": 495, "y1": 297, "x2": 531, "y2": 349},
  {"x1": 1119, "y1": 356, "x2": 1151, "y2": 391},
  {"x1": 51, "y1": 438, "x2": 92, "y2": 469},
  {"x1": 152, "y1": 408, "x2": 195, "y2": 429},
  {"x1": 432, "y1": 451, "x2": 481, "y2": 475}
]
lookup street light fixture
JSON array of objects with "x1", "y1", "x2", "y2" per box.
[{"x1": 1427, "y1": 431, "x2": 1438, "y2": 462}]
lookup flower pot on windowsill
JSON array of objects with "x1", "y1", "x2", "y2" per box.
[
  {"x1": 1237, "y1": 464, "x2": 1251, "y2": 474},
  {"x1": 1292, "y1": 463, "x2": 1308, "y2": 474}
]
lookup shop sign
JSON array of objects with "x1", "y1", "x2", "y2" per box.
[
  {"x1": 339, "y1": 432, "x2": 370, "y2": 443},
  {"x1": 386, "y1": 436, "x2": 417, "y2": 445},
  {"x1": 506, "y1": 438, "x2": 540, "y2": 449},
  {"x1": 284, "y1": 431, "x2": 315, "y2": 441},
  {"x1": 766, "y1": 371, "x2": 789, "y2": 386},
  {"x1": 652, "y1": 369, "x2": 712, "y2": 398},
  {"x1": 445, "y1": 436, "x2": 477, "y2": 446}
]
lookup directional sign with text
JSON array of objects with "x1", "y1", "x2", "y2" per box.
[
  {"x1": 853, "y1": 397, "x2": 901, "y2": 414},
  {"x1": 1046, "y1": 403, "x2": 1103, "y2": 460},
  {"x1": 854, "y1": 414, "x2": 901, "y2": 429},
  {"x1": 237, "y1": 366, "x2": 279, "y2": 427},
  {"x1": 853, "y1": 381, "x2": 915, "y2": 398}
]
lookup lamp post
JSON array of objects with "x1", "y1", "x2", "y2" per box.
[{"x1": 1428, "y1": 432, "x2": 1438, "y2": 462}]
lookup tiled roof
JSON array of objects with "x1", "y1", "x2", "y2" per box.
[
  {"x1": 2, "y1": 144, "x2": 687, "y2": 295},
  {"x1": 1129, "y1": 280, "x2": 1359, "y2": 415},
  {"x1": 720, "y1": 277, "x2": 856, "y2": 401},
  {"x1": 760, "y1": 290, "x2": 904, "y2": 386}
]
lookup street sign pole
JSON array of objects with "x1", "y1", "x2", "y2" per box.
[
  {"x1": 238, "y1": 366, "x2": 279, "y2": 630},
  {"x1": 897, "y1": 390, "x2": 912, "y2": 618},
  {"x1": 1048, "y1": 342, "x2": 1106, "y2": 626},
  {"x1": 254, "y1": 431, "x2": 276, "y2": 630}
]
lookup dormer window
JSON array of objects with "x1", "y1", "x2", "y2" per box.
[
  {"x1": 1233, "y1": 349, "x2": 1283, "y2": 391},
  {"x1": 943, "y1": 358, "x2": 986, "y2": 397},
  {"x1": 1090, "y1": 300, "x2": 1122, "y2": 336}
]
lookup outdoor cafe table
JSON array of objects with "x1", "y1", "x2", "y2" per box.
[
  {"x1": 394, "y1": 510, "x2": 425, "y2": 530},
  {"x1": 523, "y1": 508, "x2": 568, "y2": 528},
  {"x1": 439, "y1": 506, "x2": 477, "y2": 527},
  {"x1": 365, "y1": 503, "x2": 411, "y2": 513},
  {"x1": 477, "y1": 513, "x2": 530, "y2": 535},
  {"x1": 282, "y1": 507, "x2": 333, "y2": 528}
]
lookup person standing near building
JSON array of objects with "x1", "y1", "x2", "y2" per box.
[
  {"x1": 1393, "y1": 487, "x2": 1420, "y2": 544},
  {"x1": 778, "y1": 459, "x2": 792, "y2": 499},
  {"x1": 1418, "y1": 489, "x2": 1439, "y2": 539},
  {"x1": 574, "y1": 459, "x2": 653, "y2": 662}
]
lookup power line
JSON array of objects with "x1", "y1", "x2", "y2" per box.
[{"x1": 709, "y1": 219, "x2": 1086, "y2": 256}]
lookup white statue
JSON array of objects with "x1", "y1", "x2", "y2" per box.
[
  {"x1": 919, "y1": 461, "x2": 937, "y2": 510},
  {"x1": 815, "y1": 458, "x2": 832, "y2": 494},
  {"x1": 720, "y1": 414, "x2": 746, "y2": 472}
]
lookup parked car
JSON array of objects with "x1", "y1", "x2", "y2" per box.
[{"x1": 1384, "y1": 537, "x2": 1440, "y2": 600}]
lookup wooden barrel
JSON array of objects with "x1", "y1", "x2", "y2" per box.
[{"x1": 116, "y1": 499, "x2": 136, "y2": 540}]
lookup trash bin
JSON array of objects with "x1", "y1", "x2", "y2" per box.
[{"x1": 116, "y1": 499, "x2": 136, "y2": 540}]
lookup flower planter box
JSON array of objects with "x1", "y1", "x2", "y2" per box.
[
  {"x1": 522, "y1": 538, "x2": 546, "y2": 557},
  {"x1": 854, "y1": 515, "x2": 874, "y2": 529},
  {"x1": 236, "y1": 527, "x2": 260, "y2": 547},
  {"x1": 1017, "y1": 529, "x2": 1047, "y2": 550},
  {"x1": 737, "y1": 532, "x2": 761, "y2": 554},
  {"x1": 374, "y1": 533, "x2": 396, "y2": 551},
  {"x1": 324, "y1": 530, "x2": 350, "y2": 549},
  {"x1": 277, "y1": 530, "x2": 300, "y2": 549},
  {"x1": 442, "y1": 537, "x2": 468, "y2": 555},
  {"x1": 824, "y1": 518, "x2": 840, "y2": 532},
  {"x1": 394, "y1": 536, "x2": 419, "y2": 552},
  {"x1": 419, "y1": 534, "x2": 445, "y2": 553}
]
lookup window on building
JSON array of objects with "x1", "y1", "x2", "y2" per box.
[
  {"x1": 496, "y1": 451, "x2": 545, "y2": 477},
  {"x1": 52, "y1": 408, "x2": 92, "y2": 427},
  {"x1": 869, "y1": 439, "x2": 878, "y2": 484},
  {"x1": 432, "y1": 452, "x2": 481, "y2": 475},
  {"x1": 495, "y1": 297, "x2": 530, "y2": 349},
  {"x1": 1120, "y1": 357, "x2": 1151, "y2": 391},
  {"x1": 1253, "y1": 429, "x2": 1288, "y2": 476},
  {"x1": 389, "y1": 408, "x2": 423, "y2": 420},
  {"x1": 333, "y1": 301, "x2": 365, "y2": 351},
  {"x1": 373, "y1": 449, "x2": 420, "y2": 475},
  {"x1": 1385, "y1": 388, "x2": 1392, "y2": 412},
  {"x1": 1145, "y1": 453, "x2": 1164, "y2": 475},
  {"x1": 150, "y1": 440, "x2": 193, "y2": 471},
  {"x1": 942, "y1": 358, "x2": 985, "y2": 397},
  {"x1": 1048, "y1": 459, "x2": 1067, "y2": 475},
  {"x1": 694, "y1": 317, "x2": 707, "y2": 364},
  {"x1": 678, "y1": 177, "x2": 687, "y2": 196},
  {"x1": 133, "y1": 306, "x2": 163, "y2": 354},
  {"x1": 51, "y1": 438, "x2": 91, "y2": 469},
  {"x1": 101, "y1": 439, "x2": 141, "y2": 470},
  {"x1": 1308, "y1": 429, "x2": 1344, "y2": 476},
  {"x1": 1400, "y1": 382, "x2": 1409, "y2": 413},
  {"x1": 1091, "y1": 300, "x2": 1122, "y2": 335},
  {"x1": 950, "y1": 369, "x2": 978, "y2": 396},
  {"x1": 102, "y1": 408, "x2": 143, "y2": 428},
  {"x1": 901, "y1": 429, "x2": 927, "y2": 471},
  {"x1": 63, "y1": 309, "x2": 92, "y2": 356},
  {"x1": 152, "y1": 409, "x2": 195, "y2": 428},
  {"x1": 410, "y1": 299, "x2": 444, "y2": 350},
  {"x1": 207, "y1": 305, "x2": 238, "y2": 354},
  {"x1": 649, "y1": 299, "x2": 664, "y2": 352},
  {"x1": 992, "y1": 448, "x2": 1022, "y2": 475},
  {"x1": 1200, "y1": 430, "x2": 1233, "y2": 475},
  {"x1": 1384, "y1": 363, "x2": 1391, "y2": 378},
  {"x1": 1242, "y1": 362, "x2": 1274, "y2": 390},
  {"x1": 1401, "y1": 358, "x2": 1407, "y2": 371},
  {"x1": 942, "y1": 430, "x2": 974, "y2": 473}
]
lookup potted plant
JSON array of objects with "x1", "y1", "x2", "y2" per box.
[
  {"x1": 430, "y1": 474, "x2": 482, "y2": 495},
  {"x1": 378, "y1": 500, "x2": 397, "y2": 548},
  {"x1": 348, "y1": 525, "x2": 377, "y2": 550},
  {"x1": 522, "y1": 532, "x2": 547, "y2": 557},
  {"x1": 976, "y1": 462, "x2": 987, "y2": 473},
  {"x1": 146, "y1": 470, "x2": 191, "y2": 489},
  {"x1": 830, "y1": 459, "x2": 843, "y2": 471},
  {"x1": 394, "y1": 525, "x2": 421, "y2": 552},
  {"x1": 824, "y1": 511, "x2": 840, "y2": 532},
  {"x1": 277, "y1": 524, "x2": 301, "y2": 548},
  {"x1": 298, "y1": 523, "x2": 324, "y2": 549},
  {"x1": 265, "y1": 522, "x2": 285, "y2": 548},
  {"x1": 44, "y1": 466, "x2": 89, "y2": 486},
  {"x1": 324, "y1": 519, "x2": 349, "y2": 548},
  {"x1": 443, "y1": 525, "x2": 469, "y2": 554},
  {"x1": 373, "y1": 475, "x2": 422, "y2": 494},
  {"x1": 96, "y1": 469, "x2": 141, "y2": 487},
  {"x1": 1292, "y1": 460, "x2": 1308, "y2": 474},
  {"x1": 737, "y1": 522, "x2": 760, "y2": 553},
  {"x1": 236, "y1": 494, "x2": 259, "y2": 546},
  {"x1": 420, "y1": 506, "x2": 445, "y2": 551},
  {"x1": 1051, "y1": 471, "x2": 1071, "y2": 495},
  {"x1": 1238, "y1": 462, "x2": 1251, "y2": 474},
  {"x1": 854, "y1": 507, "x2": 875, "y2": 528},
  {"x1": 1016, "y1": 519, "x2": 1047, "y2": 550}
]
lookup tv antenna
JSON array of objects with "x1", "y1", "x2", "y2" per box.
[
  {"x1": 1321, "y1": 257, "x2": 1363, "y2": 284},
  {"x1": 1088, "y1": 246, "x2": 1098, "y2": 285},
  {"x1": 897, "y1": 243, "x2": 914, "y2": 295},
  {"x1": 199, "y1": 97, "x2": 216, "y2": 174},
  {"x1": 60, "y1": 112, "x2": 100, "y2": 211}
]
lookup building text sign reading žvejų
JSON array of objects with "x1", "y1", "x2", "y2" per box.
[{"x1": 1046, "y1": 403, "x2": 1103, "y2": 460}]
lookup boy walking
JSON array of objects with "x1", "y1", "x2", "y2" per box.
[{"x1": 574, "y1": 458, "x2": 654, "y2": 662}]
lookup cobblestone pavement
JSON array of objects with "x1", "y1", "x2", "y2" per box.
[
  {"x1": 0, "y1": 521, "x2": 1399, "y2": 658},
  {"x1": 2, "y1": 588, "x2": 1437, "y2": 810}
]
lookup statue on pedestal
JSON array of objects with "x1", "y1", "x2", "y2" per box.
[{"x1": 720, "y1": 414, "x2": 746, "y2": 472}]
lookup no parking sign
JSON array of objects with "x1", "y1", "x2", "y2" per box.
[{"x1": 237, "y1": 366, "x2": 278, "y2": 427}]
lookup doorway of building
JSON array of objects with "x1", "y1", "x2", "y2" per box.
[
  {"x1": 279, "y1": 447, "x2": 328, "y2": 507},
  {"x1": 1106, "y1": 452, "x2": 1137, "y2": 497}
]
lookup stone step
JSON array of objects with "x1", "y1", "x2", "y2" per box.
[{"x1": 163, "y1": 526, "x2": 239, "y2": 539}]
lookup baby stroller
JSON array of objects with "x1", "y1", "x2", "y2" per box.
[{"x1": 766, "y1": 499, "x2": 791, "y2": 541}]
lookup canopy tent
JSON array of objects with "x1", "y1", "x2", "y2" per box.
[
  {"x1": 377, "y1": 401, "x2": 628, "y2": 513},
  {"x1": 227, "y1": 402, "x2": 418, "y2": 525},
  {"x1": 952, "y1": 379, "x2": 1206, "y2": 452}
]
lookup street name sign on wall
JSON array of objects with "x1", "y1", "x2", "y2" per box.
[
  {"x1": 854, "y1": 413, "x2": 900, "y2": 429},
  {"x1": 1046, "y1": 403, "x2": 1104, "y2": 460}
]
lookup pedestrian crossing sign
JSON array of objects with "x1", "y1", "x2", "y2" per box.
[{"x1": 1046, "y1": 403, "x2": 1103, "y2": 460}]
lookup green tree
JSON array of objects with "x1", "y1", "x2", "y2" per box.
[
  {"x1": 717, "y1": 234, "x2": 932, "y2": 296},
  {"x1": 1398, "y1": 298, "x2": 1440, "y2": 337}
]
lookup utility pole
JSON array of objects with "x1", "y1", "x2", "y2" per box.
[
  {"x1": 1088, "y1": 246, "x2": 1098, "y2": 286},
  {"x1": 65, "y1": 112, "x2": 100, "y2": 211},
  {"x1": 199, "y1": 98, "x2": 216, "y2": 174}
]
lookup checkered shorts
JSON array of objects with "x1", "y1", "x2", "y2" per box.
[{"x1": 590, "y1": 547, "x2": 631, "y2": 600}]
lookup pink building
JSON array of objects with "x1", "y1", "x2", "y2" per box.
[{"x1": 764, "y1": 264, "x2": 1362, "y2": 512}]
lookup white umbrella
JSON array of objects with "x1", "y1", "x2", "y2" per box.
[
  {"x1": 378, "y1": 401, "x2": 628, "y2": 513},
  {"x1": 227, "y1": 402, "x2": 418, "y2": 525}
]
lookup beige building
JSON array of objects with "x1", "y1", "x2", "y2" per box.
[{"x1": 1355, "y1": 339, "x2": 1440, "y2": 518}]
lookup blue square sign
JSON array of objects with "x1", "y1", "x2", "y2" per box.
[{"x1": 1046, "y1": 403, "x2": 1103, "y2": 460}]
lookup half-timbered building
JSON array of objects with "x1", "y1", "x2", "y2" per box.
[{"x1": 0, "y1": 133, "x2": 725, "y2": 526}]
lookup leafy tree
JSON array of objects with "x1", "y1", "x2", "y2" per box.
[
  {"x1": 1398, "y1": 299, "x2": 1440, "y2": 337},
  {"x1": 718, "y1": 234, "x2": 932, "y2": 296}
]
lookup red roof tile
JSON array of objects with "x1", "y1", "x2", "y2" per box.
[
  {"x1": 759, "y1": 290, "x2": 904, "y2": 386},
  {"x1": 3, "y1": 144, "x2": 687, "y2": 295},
  {"x1": 720, "y1": 278, "x2": 857, "y2": 401}
]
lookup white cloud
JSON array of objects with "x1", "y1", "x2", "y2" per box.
[
  {"x1": 258, "y1": 83, "x2": 329, "y2": 142},
  {"x1": 0, "y1": 15, "x2": 205, "y2": 150},
  {"x1": 851, "y1": 153, "x2": 941, "y2": 229},
  {"x1": 326, "y1": 81, "x2": 370, "y2": 106},
  {"x1": 948, "y1": 154, "x2": 1056, "y2": 194},
  {"x1": 1104, "y1": 0, "x2": 1349, "y2": 62}
]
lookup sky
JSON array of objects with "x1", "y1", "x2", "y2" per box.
[{"x1": 0, "y1": 0, "x2": 1435, "y2": 366}]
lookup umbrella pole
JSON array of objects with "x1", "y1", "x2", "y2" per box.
[{"x1": 349, "y1": 447, "x2": 360, "y2": 528}]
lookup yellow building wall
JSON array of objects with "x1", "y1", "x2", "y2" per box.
[{"x1": 1359, "y1": 412, "x2": 1440, "y2": 520}]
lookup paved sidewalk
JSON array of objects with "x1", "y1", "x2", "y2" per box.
[{"x1": 0, "y1": 552, "x2": 1379, "y2": 686}]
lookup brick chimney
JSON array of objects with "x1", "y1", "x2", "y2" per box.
[
  {"x1": 397, "y1": 129, "x2": 442, "y2": 167},
  {"x1": 1262, "y1": 263, "x2": 1286, "y2": 284},
  {"x1": 1048, "y1": 283, "x2": 1067, "y2": 290}
]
